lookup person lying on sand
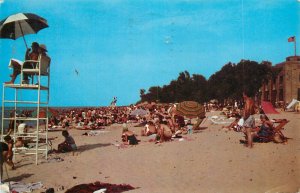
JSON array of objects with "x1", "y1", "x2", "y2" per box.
[{"x1": 222, "y1": 114, "x2": 242, "y2": 131}]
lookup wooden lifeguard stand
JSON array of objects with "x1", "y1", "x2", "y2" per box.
[{"x1": 1, "y1": 54, "x2": 51, "y2": 165}]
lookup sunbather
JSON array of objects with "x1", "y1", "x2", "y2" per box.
[
  {"x1": 241, "y1": 114, "x2": 288, "y2": 145},
  {"x1": 141, "y1": 121, "x2": 157, "y2": 136},
  {"x1": 256, "y1": 114, "x2": 273, "y2": 139},
  {"x1": 241, "y1": 114, "x2": 273, "y2": 145},
  {"x1": 223, "y1": 114, "x2": 242, "y2": 131}
]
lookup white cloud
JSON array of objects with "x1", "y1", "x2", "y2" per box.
[{"x1": 0, "y1": 0, "x2": 4, "y2": 4}]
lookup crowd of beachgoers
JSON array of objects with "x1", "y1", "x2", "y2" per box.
[
  {"x1": 6, "y1": 96, "x2": 291, "y2": 150},
  {"x1": 44, "y1": 97, "x2": 289, "y2": 149},
  {"x1": 5, "y1": 94, "x2": 292, "y2": 153}
]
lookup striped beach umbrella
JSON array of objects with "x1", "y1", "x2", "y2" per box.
[
  {"x1": 0, "y1": 13, "x2": 48, "y2": 48},
  {"x1": 175, "y1": 101, "x2": 205, "y2": 118}
]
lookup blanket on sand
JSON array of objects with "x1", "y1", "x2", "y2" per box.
[{"x1": 65, "y1": 181, "x2": 135, "y2": 193}]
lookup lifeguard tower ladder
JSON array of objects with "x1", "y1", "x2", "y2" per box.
[{"x1": 1, "y1": 54, "x2": 50, "y2": 165}]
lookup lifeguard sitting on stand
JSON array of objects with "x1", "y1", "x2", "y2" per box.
[{"x1": 5, "y1": 42, "x2": 39, "y2": 84}]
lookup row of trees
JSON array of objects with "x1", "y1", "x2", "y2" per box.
[{"x1": 138, "y1": 60, "x2": 281, "y2": 104}]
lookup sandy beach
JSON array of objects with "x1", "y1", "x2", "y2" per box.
[{"x1": 4, "y1": 110, "x2": 300, "y2": 193}]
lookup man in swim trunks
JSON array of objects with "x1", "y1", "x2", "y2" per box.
[{"x1": 242, "y1": 91, "x2": 257, "y2": 148}]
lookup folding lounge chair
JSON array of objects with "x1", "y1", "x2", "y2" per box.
[
  {"x1": 271, "y1": 119, "x2": 289, "y2": 143},
  {"x1": 254, "y1": 119, "x2": 289, "y2": 143}
]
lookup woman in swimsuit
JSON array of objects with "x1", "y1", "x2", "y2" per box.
[{"x1": 256, "y1": 114, "x2": 274, "y2": 138}]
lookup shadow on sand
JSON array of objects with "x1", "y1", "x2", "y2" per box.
[
  {"x1": 4, "y1": 173, "x2": 34, "y2": 182},
  {"x1": 14, "y1": 163, "x2": 32, "y2": 169},
  {"x1": 76, "y1": 143, "x2": 111, "y2": 153},
  {"x1": 193, "y1": 127, "x2": 208, "y2": 133}
]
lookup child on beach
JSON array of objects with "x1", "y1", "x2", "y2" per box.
[
  {"x1": 122, "y1": 124, "x2": 139, "y2": 145},
  {"x1": 58, "y1": 130, "x2": 77, "y2": 153}
]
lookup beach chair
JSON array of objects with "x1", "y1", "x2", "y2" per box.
[
  {"x1": 271, "y1": 119, "x2": 289, "y2": 143},
  {"x1": 21, "y1": 54, "x2": 51, "y2": 85},
  {"x1": 254, "y1": 119, "x2": 289, "y2": 143}
]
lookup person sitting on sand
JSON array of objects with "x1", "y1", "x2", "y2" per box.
[
  {"x1": 122, "y1": 125, "x2": 139, "y2": 145},
  {"x1": 174, "y1": 114, "x2": 185, "y2": 131},
  {"x1": 155, "y1": 120, "x2": 173, "y2": 143},
  {"x1": 141, "y1": 121, "x2": 157, "y2": 136},
  {"x1": 166, "y1": 116, "x2": 175, "y2": 133},
  {"x1": 15, "y1": 137, "x2": 27, "y2": 148},
  {"x1": 58, "y1": 130, "x2": 77, "y2": 153},
  {"x1": 17, "y1": 120, "x2": 28, "y2": 134}
]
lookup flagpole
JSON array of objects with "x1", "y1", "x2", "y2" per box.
[{"x1": 295, "y1": 37, "x2": 297, "y2": 56}]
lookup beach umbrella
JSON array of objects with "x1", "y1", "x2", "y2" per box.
[
  {"x1": 0, "y1": 13, "x2": 48, "y2": 49},
  {"x1": 175, "y1": 101, "x2": 205, "y2": 118},
  {"x1": 261, "y1": 101, "x2": 279, "y2": 114},
  {"x1": 130, "y1": 109, "x2": 148, "y2": 116}
]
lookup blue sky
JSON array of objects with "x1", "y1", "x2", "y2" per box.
[{"x1": 0, "y1": 0, "x2": 298, "y2": 106}]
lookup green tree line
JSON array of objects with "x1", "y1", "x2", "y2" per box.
[{"x1": 138, "y1": 60, "x2": 280, "y2": 104}]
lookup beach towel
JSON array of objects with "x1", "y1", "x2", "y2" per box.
[
  {"x1": 8, "y1": 181, "x2": 43, "y2": 193},
  {"x1": 85, "y1": 130, "x2": 109, "y2": 136},
  {"x1": 65, "y1": 181, "x2": 135, "y2": 193},
  {"x1": 209, "y1": 117, "x2": 233, "y2": 125},
  {"x1": 261, "y1": 101, "x2": 279, "y2": 114},
  {"x1": 47, "y1": 156, "x2": 64, "y2": 163}
]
